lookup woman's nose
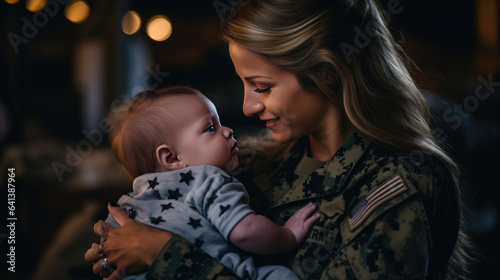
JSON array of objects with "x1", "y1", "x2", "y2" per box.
[{"x1": 242, "y1": 90, "x2": 265, "y2": 117}]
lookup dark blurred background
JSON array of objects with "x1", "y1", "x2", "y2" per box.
[{"x1": 0, "y1": 0, "x2": 498, "y2": 279}]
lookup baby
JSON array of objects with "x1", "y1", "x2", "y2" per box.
[{"x1": 105, "y1": 86, "x2": 319, "y2": 280}]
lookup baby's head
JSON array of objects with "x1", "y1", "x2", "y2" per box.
[{"x1": 109, "y1": 86, "x2": 239, "y2": 179}]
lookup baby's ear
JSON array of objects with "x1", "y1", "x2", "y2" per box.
[{"x1": 156, "y1": 144, "x2": 185, "y2": 171}]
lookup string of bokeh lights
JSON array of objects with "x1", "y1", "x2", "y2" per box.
[{"x1": 5, "y1": 0, "x2": 173, "y2": 42}]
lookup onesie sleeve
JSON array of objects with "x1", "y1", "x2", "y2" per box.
[{"x1": 202, "y1": 173, "x2": 255, "y2": 239}]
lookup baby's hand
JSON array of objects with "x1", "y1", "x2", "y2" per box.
[{"x1": 284, "y1": 202, "x2": 320, "y2": 245}]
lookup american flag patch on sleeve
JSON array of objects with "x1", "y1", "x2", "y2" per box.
[{"x1": 347, "y1": 174, "x2": 408, "y2": 231}]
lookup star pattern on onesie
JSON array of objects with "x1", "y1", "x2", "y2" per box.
[
  {"x1": 136, "y1": 171, "x2": 238, "y2": 254},
  {"x1": 188, "y1": 217, "x2": 203, "y2": 229},
  {"x1": 168, "y1": 188, "x2": 183, "y2": 200},
  {"x1": 128, "y1": 208, "x2": 137, "y2": 219},
  {"x1": 161, "y1": 203, "x2": 174, "y2": 212},
  {"x1": 148, "y1": 177, "x2": 159, "y2": 189},
  {"x1": 206, "y1": 192, "x2": 218, "y2": 209},
  {"x1": 219, "y1": 205, "x2": 231, "y2": 217},
  {"x1": 194, "y1": 238, "x2": 204, "y2": 248},
  {"x1": 150, "y1": 216, "x2": 165, "y2": 225},
  {"x1": 151, "y1": 190, "x2": 163, "y2": 200},
  {"x1": 179, "y1": 170, "x2": 194, "y2": 185},
  {"x1": 221, "y1": 174, "x2": 233, "y2": 184}
]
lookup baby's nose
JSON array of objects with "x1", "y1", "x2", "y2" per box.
[{"x1": 223, "y1": 127, "x2": 234, "y2": 138}]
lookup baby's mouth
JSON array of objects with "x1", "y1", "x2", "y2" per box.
[{"x1": 231, "y1": 142, "x2": 238, "y2": 154}]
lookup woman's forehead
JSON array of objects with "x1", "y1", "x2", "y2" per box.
[{"x1": 229, "y1": 43, "x2": 288, "y2": 79}]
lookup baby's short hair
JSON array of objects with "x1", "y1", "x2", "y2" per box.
[{"x1": 108, "y1": 86, "x2": 202, "y2": 179}]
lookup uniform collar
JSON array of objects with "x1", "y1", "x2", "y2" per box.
[
  {"x1": 270, "y1": 131, "x2": 372, "y2": 208},
  {"x1": 319, "y1": 131, "x2": 371, "y2": 196}
]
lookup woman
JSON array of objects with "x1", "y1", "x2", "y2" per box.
[{"x1": 85, "y1": 0, "x2": 471, "y2": 279}]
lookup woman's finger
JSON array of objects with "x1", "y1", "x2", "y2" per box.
[
  {"x1": 84, "y1": 243, "x2": 104, "y2": 263},
  {"x1": 93, "y1": 220, "x2": 109, "y2": 236},
  {"x1": 108, "y1": 203, "x2": 134, "y2": 226},
  {"x1": 92, "y1": 258, "x2": 112, "y2": 278},
  {"x1": 105, "y1": 268, "x2": 124, "y2": 280},
  {"x1": 92, "y1": 220, "x2": 112, "y2": 243}
]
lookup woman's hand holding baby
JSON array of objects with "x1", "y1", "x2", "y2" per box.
[{"x1": 84, "y1": 203, "x2": 174, "y2": 280}]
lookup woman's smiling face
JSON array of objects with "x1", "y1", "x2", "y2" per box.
[{"x1": 229, "y1": 42, "x2": 337, "y2": 144}]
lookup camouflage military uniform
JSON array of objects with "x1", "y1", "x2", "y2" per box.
[{"x1": 146, "y1": 131, "x2": 459, "y2": 280}]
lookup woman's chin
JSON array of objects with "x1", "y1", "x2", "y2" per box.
[{"x1": 270, "y1": 131, "x2": 297, "y2": 144}]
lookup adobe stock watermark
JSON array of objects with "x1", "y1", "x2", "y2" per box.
[
  {"x1": 399, "y1": 74, "x2": 500, "y2": 172},
  {"x1": 213, "y1": 0, "x2": 242, "y2": 21},
  {"x1": 51, "y1": 65, "x2": 170, "y2": 182},
  {"x1": 433, "y1": 74, "x2": 500, "y2": 143},
  {"x1": 340, "y1": 0, "x2": 410, "y2": 63},
  {"x1": 7, "y1": 0, "x2": 71, "y2": 54}
]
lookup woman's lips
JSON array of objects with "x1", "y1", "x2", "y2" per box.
[{"x1": 265, "y1": 117, "x2": 280, "y2": 129}]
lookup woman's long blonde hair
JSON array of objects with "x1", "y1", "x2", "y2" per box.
[{"x1": 222, "y1": 0, "x2": 472, "y2": 278}]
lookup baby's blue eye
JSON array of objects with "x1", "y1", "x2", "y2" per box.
[{"x1": 205, "y1": 124, "x2": 216, "y2": 133}]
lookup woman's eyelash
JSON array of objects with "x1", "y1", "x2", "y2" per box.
[{"x1": 253, "y1": 87, "x2": 271, "y2": 93}]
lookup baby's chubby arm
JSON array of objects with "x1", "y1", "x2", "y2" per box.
[{"x1": 228, "y1": 202, "x2": 320, "y2": 254}]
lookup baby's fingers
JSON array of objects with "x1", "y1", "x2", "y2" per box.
[
  {"x1": 303, "y1": 212, "x2": 321, "y2": 229},
  {"x1": 294, "y1": 202, "x2": 317, "y2": 220}
]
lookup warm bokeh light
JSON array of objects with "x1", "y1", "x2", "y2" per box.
[
  {"x1": 146, "y1": 15, "x2": 172, "y2": 42},
  {"x1": 476, "y1": 0, "x2": 499, "y2": 51},
  {"x1": 122, "y1": 10, "x2": 141, "y2": 35},
  {"x1": 5, "y1": 0, "x2": 20, "y2": 4},
  {"x1": 26, "y1": 0, "x2": 46, "y2": 12},
  {"x1": 65, "y1": 0, "x2": 90, "y2": 24}
]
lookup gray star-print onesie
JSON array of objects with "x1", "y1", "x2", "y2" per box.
[{"x1": 106, "y1": 165, "x2": 298, "y2": 280}]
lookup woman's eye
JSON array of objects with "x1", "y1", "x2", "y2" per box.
[
  {"x1": 205, "y1": 124, "x2": 216, "y2": 133},
  {"x1": 253, "y1": 87, "x2": 271, "y2": 93}
]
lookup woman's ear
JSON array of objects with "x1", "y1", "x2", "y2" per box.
[{"x1": 156, "y1": 144, "x2": 186, "y2": 171}]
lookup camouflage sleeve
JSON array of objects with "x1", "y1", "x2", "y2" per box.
[
  {"x1": 321, "y1": 155, "x2": 454, "y2": 279},
  {"x1": 323, "y1": 196, "x2": 430, "y2": 279},
  {"x1": 146, "y1": 235, "x2": 241, "y2": 280}
]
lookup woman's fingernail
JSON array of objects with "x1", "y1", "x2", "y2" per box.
[{"x1": 109, "y1": 201, "x2": 118, "y2": 207}]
